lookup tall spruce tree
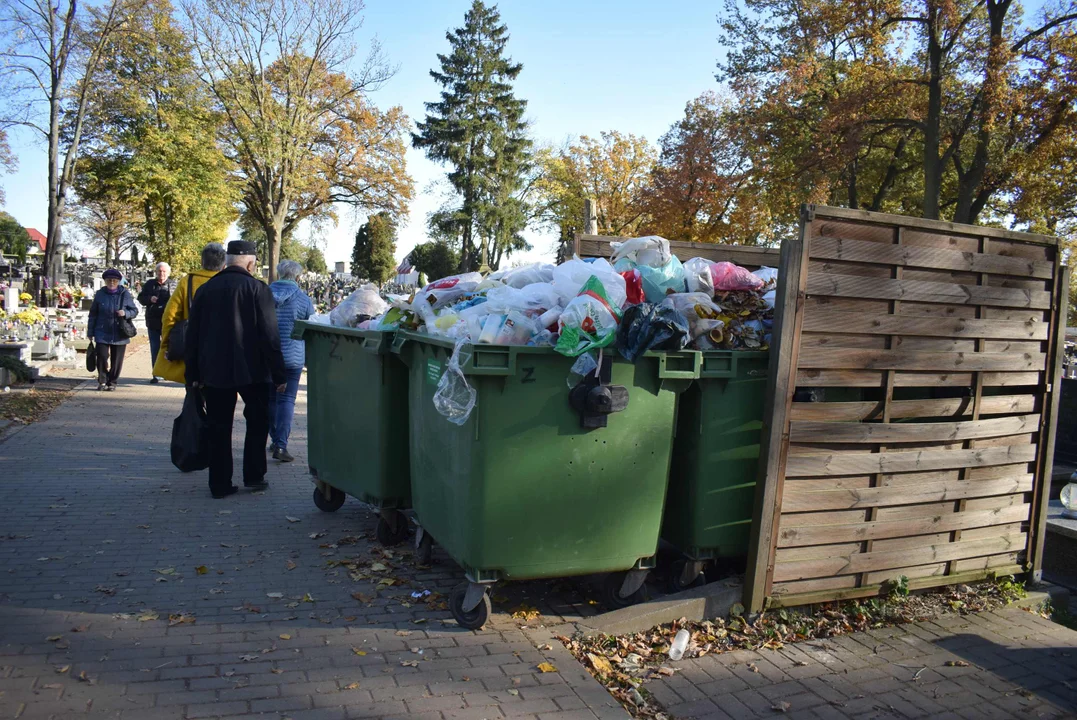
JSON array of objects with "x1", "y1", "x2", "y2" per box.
[
  {"x1": 351, "y1": 213, "x2": 397, "y2": 284},
  {"x1": 413, "y1": 0, "x2": 531, "y2": 272}
]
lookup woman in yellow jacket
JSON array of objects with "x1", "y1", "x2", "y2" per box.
[{"x1": 153, "y1": 243, "x2": 226, "y2": 383}]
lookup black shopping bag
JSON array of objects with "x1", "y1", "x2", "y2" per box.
[
  {"x1": 171, "y1": 387, "x2": 210, "y2": 472},
  {"x1": 86, "y1": 340, "x2": 96, "y2": 373}
]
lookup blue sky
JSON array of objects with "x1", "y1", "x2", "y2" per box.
[{"x1": 0, "y1": 0, "x2": 727, "y2": 267}]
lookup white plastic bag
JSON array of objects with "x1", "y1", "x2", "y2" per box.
[
  {"x1": 684, "y1": 257, "x2": 715, "y2": 296},
  {"x1": 433, "y1": 338, "x2": 477, "y2": 425},
  {"x1": 555, "y1": 275, "x2": 623, "y2": 356},
  {"x1": 551, "y1": 256, "x2": 627, "y2": 309},
  {"x1": 610, "y1": 236, "x2": 672, "y2": 268},
  {"x1": 495, "y1": 263, "x2": 555, "y2": 288},
  {"x1": 329, "y1": 284, "x2": 389, "y2": 328},
  {"x1": 752, "y1": 266, "x2": 778, "y2": 290},
  {"x1": 483, "y1": 283, "x2": 561, "y2": 314},
  {"x1": 421, "y1": 272, "x2": 482, "y2": 292}
]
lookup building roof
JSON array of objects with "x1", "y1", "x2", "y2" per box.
[{"x1": 26, "y1": 228, "x2": 46, "y2": 251}]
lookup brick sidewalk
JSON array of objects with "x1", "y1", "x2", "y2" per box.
[{"x1": 0, "y1": 345, "x2": 628, "y2": 720}]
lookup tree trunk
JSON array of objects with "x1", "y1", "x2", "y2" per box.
[
  {"x1": 847, "y1": 159, "x2": 859, "y2": 209},
  {"x1": 923, "y1": 2, "x2": 943, "y2": 220},
  {"x1": 44, "y1": 93, "x2": 61, "y2": 301}
]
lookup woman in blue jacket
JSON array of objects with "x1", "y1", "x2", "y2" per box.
[
  {"x1": 87, "y1": 268, "x2": 139, "y2": 391},
  {"x1": 268, "y1": 260, "x2": 315, "y2": 462}
]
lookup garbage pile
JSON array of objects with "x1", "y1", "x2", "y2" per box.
[{"x1": 329, "y1": 236, "x2": 776, "y2": 358}]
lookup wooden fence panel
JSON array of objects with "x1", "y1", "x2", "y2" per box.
[
  {"x1": 572, "y1": 233, "x2": 780, "y2": 269},
  {"x1": 744, "y1": 205, "x2": 1066, "y2": 611}
]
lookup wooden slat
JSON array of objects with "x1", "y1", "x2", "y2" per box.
[
  {"x1": 798, "y1": 347, "x2": 1045, "y2": 372},
  {"x1": 744, "y1": 225, "x2": 808, "y2": 613},
  {"x1": 782, "y1": 475, "x2": 1034, "y2": 511},
  {"x1": 768, "y1": 564, "x2": 1026, "y2": 608},
  {"x1": 777, "y1": 504, "x2": 1031, "y2": 547},
  {"x1": 809, "y1": 236, "x2": 1055, "y2": 279},
  {"x1": 808, "y1": 205, "x2": 1059, "y2": 246},
  {"x1": 806, "y1": 273, "x2": 1052, "y2": 310},
  {"x1": 785, "y1": 443, "x2": 1037, "y2": 478},
  {"x1": 783, "y1": 492, "x2": 1029, "y2": 526},
  {"x1": 795, "y1": 369, "x2": 1042, "y2": 387},
  {"x1": 788, "y1": 394, "x2": 1037, "y2": 422},
  {"x1": 574, "y1": 234, "x2": 779, "y2": 267},
  {"x1": 801, "y1": 310, "x2": 1049, "y2": 340},
  {"x1": 788, "y1": 414, "x2": 1040, "y2": 444},
  {"x1": 772, "y1": 533, "x2": 1028, "y2": 582}
]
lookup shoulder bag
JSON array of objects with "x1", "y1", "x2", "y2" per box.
[{"x1": 165, "y1": 275, "x2": 194, "y2": 361}]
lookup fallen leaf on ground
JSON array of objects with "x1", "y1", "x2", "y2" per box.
[
  {"x1": 587, "y1": 653, "x2": 613, "y2": 676},
  {"x1": 351, "y1": 648, "x2": 367, "y2": 656},
  {"x1": 748, "y1": 662, "x2": 759, "y2": 673},
  {"x1": 772, "y1": 701, "x2": 791, "y2": 713},
  {"x1": 54, "y1": 666, "x2": 70, "y2": 674},
  {"x1": 309, "y1": 532, "x2": 325, "y2": 539},
  {"x1": 511, "y1": 605, "x2": 540, "y2": 622},
  {"x1": 351, "y1": 592, "x2": 373, "y2": 603},
  {"x1": 239, "y1": 655, "x2": 258, "y2": 661},
  {"x1": 195, "y1": 566, "x2": 208, "y2": 575},
  {"x1": 301, "y1": 593, "x2": 315, "y2": 602},
  {"x1": 285, "y1": 516, "x2": 300, "y2": 523},
  {"x1": 266, "y1": 592, "x2": 284, "y2": 599},
  {"x1": 278, "y1": 634, "x2": 291, "y2": 640},
  {"x1": 395, "y1": 630, "x2": 411, "y2": 637},
  {"x1": 46, "y1": 635, "x2": 62, "y2": 642},
  {"x1": 271, "y1": 668, "x2": 283, "y2": 675},
  {"x1": 537, "y1": 662, "x2": 558, "y2": 673},
  {"x1": 167, "y1": 614, "x2": 195, "y2": 626},
  {"x1": 77, "y1": 671, "x2": 93, "y2": 684},
  {"x1": 137, "y1": 611, "x2": 159, "y2": 622},
  {"x1": 286, "y1": 561, "x2": 297, "y2": 571},
  {"x1": 944, "y1": 660, "x2": 970, "y2": 667},
  {"x1": 400, "y1": 660, "x2": 419, "y2": 667},
  {"x1": 343, "y1": 681, "x2": 361, "y2": 690},
  {"x1": 508, "y1": 689, "x2": 519, "y2": 696},
  {"x1": 71, "y1": 626, "x2": 88, "y2": 633}
]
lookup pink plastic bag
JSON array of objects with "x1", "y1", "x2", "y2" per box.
[{"x1": 710, "y1": 262, "x2": 764, "y2": 291}]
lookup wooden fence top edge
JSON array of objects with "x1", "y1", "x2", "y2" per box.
[{"x1": 805, "y1": 204, "x2": 1061, "y2": 247}]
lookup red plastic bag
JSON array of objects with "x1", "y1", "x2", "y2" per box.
[
  {"x1": 621, "y1": 269, "x2": 644, "y2": 306},
  {"x1": 710, "y1": 262, "x2": 764, "y2": 291}
]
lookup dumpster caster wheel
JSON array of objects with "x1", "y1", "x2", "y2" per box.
[
  {"x1": 375, "y1": 510, "x2": 410, "y2": 546},
  {"x1": 415, "y1": 528, "x2": 434, "y2": 567},
  {"x1": 450, "y1": 582, "x2": 491, "y2": 630},
  {"x1": 667, "y1": 559, "x2": 706, "y2": 594},
  {"x1": 602, "y1": 571, "x2": 650, "y2": 610},
  {"x1": 312, "y1": 486, "x2": 345, "y2": 512}
]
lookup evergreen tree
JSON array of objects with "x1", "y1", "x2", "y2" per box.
[
  {"x1": 351, "y1": 213, "x2": 397, "y2": 284},
  {"x1": 409, "y1": 241, "x2": 459, "y2": 283},
  {"x1": 0, "y1": 212, "x2": 29, "y2": 264},
  {"x1": 413, "y1": 0, "x2": 531, "y2": 271},
  {"x1": 131, "y1": 246, "x2": 140, "y2": 265},
  {"x1": 304, "y1": 246, "x2": 328, "y2": 274}
]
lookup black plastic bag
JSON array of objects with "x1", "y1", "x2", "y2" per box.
[
  {"x1": 86, "y1": 340, "x2": 96, "y2": 373},
  {"x1": 171, "y1": 387, "x2": 210, "y2": 472},
  {"x1": 617, "y1": 300, "x2": 690, "y2": 362}
]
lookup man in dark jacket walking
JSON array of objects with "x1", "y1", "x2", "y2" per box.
[
  {"x1": 138, "y1": 262, "x2": 175, "y2": 383},
  {"x1": 185, "y1": 241, "x2": 287, "y2": 498}
]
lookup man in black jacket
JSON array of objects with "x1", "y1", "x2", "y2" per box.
[
  {"x1": 185, "y1": 241, "x2": 287, "y2": 498},
  {"x1": 138, "y1": 262, "x2": 175, "y2": 383}
]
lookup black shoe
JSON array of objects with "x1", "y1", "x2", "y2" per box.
[
  {"x1": 106, "y1": 384, "x2": 116, "y2": 391},
  {"x1": 211, "y1": 485, "x2": 239, "y2": 499},
  {"x1": 267, "y1": 443, "x2": 278, "y2": 454},
  {"x1": 244, "y1": 480, "x2": 269, "y2": 491},
  {"x1": 150, "y1": 377, "x2": 159, "y2": 384},
  {"x1": 273, "y1": 448, "x2": 295, "y2": 463}
]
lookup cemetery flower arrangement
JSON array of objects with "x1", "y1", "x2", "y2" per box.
[
  {"x1": 18, "y1": 292, "x2": 32, "y2": 304},
  {"x1": 12, "y1": 307, "x2": 45, "y2": 324},
  {"x1": 46, "y1": 285, "x2": 81, "y2": 308}
]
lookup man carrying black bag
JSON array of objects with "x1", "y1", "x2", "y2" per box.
[
  {"x1": 171, "y1": 388, "x2": 209, "y2": 472},
  {"x1": 185, "y1": 240, "x2": 286, "y2": 499}
]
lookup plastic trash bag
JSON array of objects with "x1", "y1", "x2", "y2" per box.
[
  {"x1": 684, "y1": 257, "x2": 715, "y2": 296},
  {"x1": 484, "y1": 283, "x2": 561, "y2": 314},
  {"x1": 636, "y1": 255, "x2": 688, "y2": 303},
  {"x1": 616, "y1": 299, "x2": 690, "y2": 362},
  {"x1": 422, "y1": 272, "x2": 483, "y2": 292},
  {"x1": 666, "y1": 293, "x2": 725, "y2": 344},
  {"x1": 555, "y1": 275, "x2": 623, "y2": 357},
  {"x1": 308, "y1": 313, "x2": 332, "y2": 325},
  {"x1": 711, "y1": 262, "x2": 764, "y2": 291},
  {"x1": 752, "y1": 266, "x2": 778, "y2": 291},
  {"x1": 329, "y1": 284, "x2": 389, "y2": 328},
  {"x1": 475, "y1": 310, "x2": 537, "y2": 345},
  {"x1": 566, "y1": 351, "x2": 599, "y2": 388},
  {"x1": 433, "y1": 338, "x2": 477, "y2": 425},
  {"x1": 610, "y1": 236, "x2": 672, "y2": 268},
  {"x1": 495, "y1": 263, "x2": 555, "y2": 288},
  {"x1": 552, "y1": 256, "x2": 626, "y2": 308},
  {"x1": 621, "y1": 269, "x2": 644, "y2": 305}
]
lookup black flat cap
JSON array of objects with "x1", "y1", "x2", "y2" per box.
[{"x1": 226, "y1": 240, "x2": 258, "y2": 255}]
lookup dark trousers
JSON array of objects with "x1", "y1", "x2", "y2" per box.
[
  {"x1": 95, "y1": 343, "x2": 126, "y2": 386},
  {"x1": 203, "y1": 384, "x2": 271, "y2": 493},
  {"x1": 148, "y1": 328, "x2": 161, "y2": 373}
]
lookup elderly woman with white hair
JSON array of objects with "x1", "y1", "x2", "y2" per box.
[
  {"x1": 268, "y1": 259, "x2": 315, "y2": 462},
  {"x1": 138, "y1": 261, "x2": 176, "y2": 383}
]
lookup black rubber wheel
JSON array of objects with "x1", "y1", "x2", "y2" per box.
[
  {"x1": 312, "y1": 486, "x2": 345, "y2": 512},
  {"x1": 667, "y1": 559, "x2": 706, "y2": 594},
  {"x1": 450, "y1": 583, "x2": 491, "y2": 630},
  {"x1": 374, "y1": 510, "x2": 410, "y2": 546},
  {"x1": 415, "y1": 531, "x2": 434, "y2": 566},
  {"x1": 601, "y1": 571, "x2": 650, "y2": 610}
]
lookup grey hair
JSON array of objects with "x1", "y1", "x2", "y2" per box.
[
  {"x1": 155, "y1": 262, "x2": 170, "y2": 272},
  {"x1": 201, "y1": 243, "x2": 226, "y2": 271},
  {"x1": 277, "y1": 259, "x2": 303, "y2": 280},
  {"x1": 226, "y1": 254, "x2": 255, "y2": 267}
]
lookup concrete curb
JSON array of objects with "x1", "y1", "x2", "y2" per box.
[
  {"x1": 573, "y1": 577, "x2": 744, "y2": 637},
  {"x1": 1012, "y1": 581, "x2": 1070, "y2": 612}
]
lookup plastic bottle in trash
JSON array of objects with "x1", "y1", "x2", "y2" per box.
[{"x1": 669, "y1": 629, "x2": 690, "y2": 661}]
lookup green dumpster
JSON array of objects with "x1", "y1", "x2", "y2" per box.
[
  {"x1": 662, "y1": 350, "x2": 769, "y2": 591},
  {"x1": 392, "y1": 331, "x2": 694, "y2": 628},
  {"x1": 296, "y1": 321, "x2": 412, "y2": 545}
]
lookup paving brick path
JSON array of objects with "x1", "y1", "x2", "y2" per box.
[{"x1": 2, "y1": 344, "x2": 1076, "y2": 720}]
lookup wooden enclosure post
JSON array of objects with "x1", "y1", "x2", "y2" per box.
[{"x1": 583, "y1": 199, "x2": 598, "y2": 236}]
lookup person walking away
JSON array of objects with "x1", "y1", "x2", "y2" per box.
[
  {"x1": 153, "y1": 243, "x2": 225, "y2": 384},
  {"x1": 138, "y1": 262, "x2": 175, "y2": 383},
  {"x1": 268, "y1": 260, "x2": 315, "y2": 462},
  {"x1": 86, "y1": 268, "x2": 139, "y2": 391},
  {"x1": 185, "y1": 241, "x2": 286, "y2": 498}
]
